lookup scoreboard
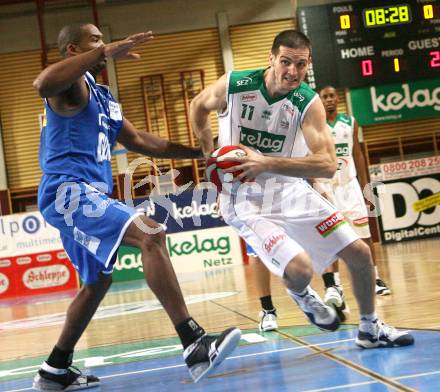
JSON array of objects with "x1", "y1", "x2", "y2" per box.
[{"x1": 297, "y1": 0, "x2": 440, "y2": 89}]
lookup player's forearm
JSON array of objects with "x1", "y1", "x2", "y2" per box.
[
  {"x1": 33, "y1": 46, "x2": 106, "y2": 97},
  {"x1": 130, "y1": 135, "x2": 202, "y2": 159},
  {"x1": 152, "y1": 141, "x2": 203, "y2": 159},
  {"x1": 356, "y1": 163, "x2": 369, "y2": 190},
  {"x1": 190, "y1": 102, "x2": 215, "y2": 158},
  {"x1": 195, "y1": 129, "x2": 215, "y2": 159},
  {"x1": 353, "y1": 146, "x2": 369, "y2": 189},
  {"x1": 355, "y1": 164, "x2": 368, "y2": 189},
  {"x1": 265, "y1": 154, "x2": 337, "y2": 178}
]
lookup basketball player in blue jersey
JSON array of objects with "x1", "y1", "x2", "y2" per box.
[
  {"x1": 191, "y1": 29, "x2": 414, "y2": 350},
  {"x1": 32, "y1": 23, "x2": 240, "y2": 391}
]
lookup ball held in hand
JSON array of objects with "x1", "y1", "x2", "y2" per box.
[{"x1": 205, "y1": 145, "x2": 246, "y2": 192}]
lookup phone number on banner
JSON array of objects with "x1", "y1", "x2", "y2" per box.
[{"x1": 369, "y1": 156, "x2": 440, "y2": 182}]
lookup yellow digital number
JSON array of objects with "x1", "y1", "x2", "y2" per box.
[
  {"x1": 399, "y1": 5, "x2": 410, "y2": 22},
  {"x1": 389, "y1": 7, "x2": 399, "y2": 23},
  {"x1": 340, "y1": 14, "x2": 351, "y2": 29},
  {"x1": 394, "y1": 58, "x2": 400, "y2": 73},
  {"x1": 365, "y1": 9, "x2": 376, "y2": 26},
  {"x1": 375, "y1": 8, "x2": 386, "y2": 25},
  {"x1": 423, "y1": 4, "x2": 434, "y2": 20}
]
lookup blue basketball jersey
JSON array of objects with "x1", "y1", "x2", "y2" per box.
[
  {"x1": 39, "y1": 72, "x2": 123, "y2": 193},
  {"x1": 37, "y1": 72, "x2": 135, "y2": 284}
]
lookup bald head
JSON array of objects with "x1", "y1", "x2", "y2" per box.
[{"x1": 57, "y1": 23, "x2": 92, "y2": 57}]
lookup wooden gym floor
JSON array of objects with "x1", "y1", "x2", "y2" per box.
[{"x1": 0, "y1": 238, "x2": 439, "y2": 391}]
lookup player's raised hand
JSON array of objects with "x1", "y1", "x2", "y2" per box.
[{"x1": 103, "y1": 31, "x2": 154, "y2": 60}]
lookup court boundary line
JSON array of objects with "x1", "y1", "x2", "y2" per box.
[
  {"x1": 211, "y1": 300, "x2": 417, "y2": 392},
  {"x1": 0, "y1": 341, "x2": 359, "y2": 392},
  {"x1": 3, "y1": 340, "x2": 440, "y2": 392},
  {"x1": 303, "y1": 380, "x2": 377, "y2": 391},
  {"x1": 302, "y1": 369, "x2": 440, "y2": 392}
]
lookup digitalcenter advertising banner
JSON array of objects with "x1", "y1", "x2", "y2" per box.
[{"x1": 369, "y1": 156, "x2": 440, "y2": 243}]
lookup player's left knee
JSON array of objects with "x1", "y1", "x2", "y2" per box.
[
  {"x1": 359, "y1": 240, "x2": 372, "y2": 258},
  {"x1": 340, "y1": 239, "x2": 372, "y2": 268},
  {"x1": 145, "y1": 229, "x2": 166, "y2": 246},
  {"x1": 83, "y1": 273, "x2": 112, "y2": 298}
]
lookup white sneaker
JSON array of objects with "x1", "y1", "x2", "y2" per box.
[
  {"x1": 356, "y1": 319, "x2": 414, "y2": 348},
  {"x1": 289, "y1": 286, "x2": 340, "y2": 332},
  {"x1": 258, "y1": 310, "x2": 278, "y2": 332},
  {"x1": 324, "y1": 285, "x2": 350, "y2": 321}
]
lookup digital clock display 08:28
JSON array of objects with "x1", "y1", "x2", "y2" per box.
[{"x1": 363, "y1": 4, "x2": 411, "y2": 27}]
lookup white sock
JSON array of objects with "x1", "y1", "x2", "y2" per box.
[
  {"x1": 359, "y1": 312, "x2": 378, "y2": 331},
  {"x1": 286, "y1": 285, "x2": 309, "y2": 298},
  {"x1": 334, "y1": 272, "x2": 341, "y2": 286},
  {"x1": 374, "y1": 266, "x2": 379, "y2": 279},
  {"x1": 41, "y1": 361, "x2": 68, "y2": 374}
]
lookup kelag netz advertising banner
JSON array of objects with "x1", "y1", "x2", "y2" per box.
[
  {"x1": 113, "y1": 188, "x2": 243, "y2": 281},
  {"x1": 370, "y1": 156, "x2": 440, "y2": 243}
]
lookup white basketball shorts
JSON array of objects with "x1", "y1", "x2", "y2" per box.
[
  {"x1": 314, "y1": 178, "x2": 371, "y2": 238},
  {"x1": 219, "y1": 178, "x2": 359, "y2": 277}
]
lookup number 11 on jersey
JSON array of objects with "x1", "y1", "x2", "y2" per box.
[{"x1": 241, "y1": 104, "x2": 255, "y2": 120}]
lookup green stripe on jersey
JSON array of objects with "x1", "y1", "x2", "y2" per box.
[{"x1": 229, "y1": 69, "x2": 317, "y2": 114}]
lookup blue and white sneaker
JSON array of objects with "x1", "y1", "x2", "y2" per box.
[
  {"x1": 183, "y1": 327, "x2": 241, "y2": 382},
  {"x1": 356, "y1": 319, "x2": 414, "y2": 348},
  {"x1": 289, "y1": 286, "x2": 340, "y2": 332}
]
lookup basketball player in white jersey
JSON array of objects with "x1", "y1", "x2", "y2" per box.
[
  {"x1": 190, "y1": 29, "x2": 413, "y2": 348},
  {"x1": 244, "y1": 86, "x2": 392, "y2": 331}
]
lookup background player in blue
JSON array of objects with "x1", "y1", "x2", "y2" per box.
[{"x1": 33, "y1": 23, "x2": 240, "y2": 391}]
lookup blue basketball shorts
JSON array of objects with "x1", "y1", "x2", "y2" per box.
[
  {"x1": 246, "y1": 242, "x2": 257, "y2": 257},
  {"x1": 38, "y1": 175, "x2": 142, "y2": 284}
]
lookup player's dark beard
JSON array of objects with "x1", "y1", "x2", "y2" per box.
[{"x1": 89, "y1": 59, "x2": 107, "y2": 78}]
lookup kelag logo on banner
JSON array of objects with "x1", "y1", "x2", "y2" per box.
[
  {"x1": 132, "y1": 187, "x2": 225, "y2": 233},
  {"x1": 350, "y1": 78, "x2": 440, "y2": 125}
]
